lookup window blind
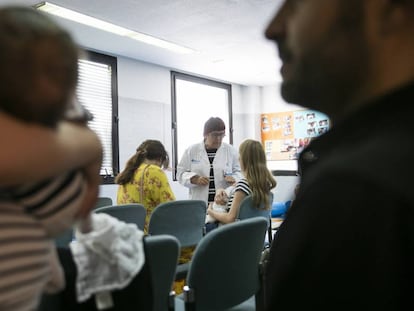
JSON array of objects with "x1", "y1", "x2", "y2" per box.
[{"x1": 77, "y1": 59, "x2": 113, "y2": 176}]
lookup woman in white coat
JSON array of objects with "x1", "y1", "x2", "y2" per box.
[{"x1": 177, "y1": 117, "x2": 242, "y2": 204}]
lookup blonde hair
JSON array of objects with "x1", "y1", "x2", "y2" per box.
[{"x1": 239, "y1": 139, "x2": 276, "y2": 209}]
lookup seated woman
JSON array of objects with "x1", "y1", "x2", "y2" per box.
[
  {"x1": 116, "y1": 140, "x2": 175, "y2": 233},
  {"x1": 207, "y1": 139, "x2": 276, "y2": 225},
  {"x1": 116, "y1": 140, "x2": 192, "y2": 294}
]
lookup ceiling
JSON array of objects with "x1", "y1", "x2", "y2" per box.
[{"x1": 0, "y1": 0, "x2": 283, "y2": 86}]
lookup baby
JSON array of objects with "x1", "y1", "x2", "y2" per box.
[{"x1": 205, "y1": 185, "x2": 235, "y2": 223}]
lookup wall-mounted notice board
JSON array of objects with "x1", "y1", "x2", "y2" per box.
[{"x1": 261, "y1": 109, "x2": 330, "y2": 161}]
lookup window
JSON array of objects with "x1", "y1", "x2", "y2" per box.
[
  {"x1": 171, "y1": 71, "x2": 232, "y2": 180},
  {"x1": 77, "y1": 51, "x2": 119, "y2": 183}
]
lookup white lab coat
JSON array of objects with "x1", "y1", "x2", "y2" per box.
[{"x1": 177, "y1": 141, "x2": 242, "y2": 203}]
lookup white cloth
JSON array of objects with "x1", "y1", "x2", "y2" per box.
[
  {"x1": 177, "y1": 141, "x2": 242, "y2": 202},
  {"x1": 205, "y1": 203, "x2": 227, "y2": 223},
  {"x1": 69, "y1": 213, "x2": 145, "y2": 304}
]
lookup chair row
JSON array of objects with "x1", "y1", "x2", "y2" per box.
[
  {"x1": 55, "y1": 196, "x2": 274, "y2": 278},
  {"x1": 51, "y1": 196, "x2": 273, "y2": 308},
  {"x1": 40, "y1": 217, "x2": 268, "y2": 311},
  {"x1": 90, "y1": 196, "x2": 272, "y2": 278}
]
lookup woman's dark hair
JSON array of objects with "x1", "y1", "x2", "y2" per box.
[
  {"x1": 203, "y1": 117, "x2": 225, "y2": 136},
  {"x1": 115, "y1": 140, "x2": 169, "y2": 185}
]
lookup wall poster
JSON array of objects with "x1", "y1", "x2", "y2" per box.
[{"x1": 261, "y1": 109, "x2": 330, "y2": 161}]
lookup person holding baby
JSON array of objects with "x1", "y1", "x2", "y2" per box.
[{"x1": 206, "y1": 139, "x2": 276, "y2": 230}]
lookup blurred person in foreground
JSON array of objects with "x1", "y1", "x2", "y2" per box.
[
  {"x1": 0, "y1": 6, "x2": 102, "y2": 311},
  {"x1": 264, "y1": 1, "x2": 414, "y2": 310}
]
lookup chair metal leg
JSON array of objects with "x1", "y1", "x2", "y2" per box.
[
  {"x1": 183, "y1": 286, "x2": 195, "y2": 311},
  {"x1": 267, "y1": 216, "x2": 273, "y2": 244},
  {"x1": 168, "y1": 291, "x2": 176, "y2": 311},
  {"x1": 257, "y1": 247, "x2": 270, "y2": 311}
]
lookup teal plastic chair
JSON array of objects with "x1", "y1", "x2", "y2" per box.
[
  {"x1": 174, "y1": 217, "x2": 268, "y2": 311},
  {"x1": 54, "y1": 228, "x2": 74, "y2": 247},
  {"x1": 94, "y1": 197, "x2": 113, "y2": 209},
  {"x1": 55, "y1": 203, "x2": 147, "y2": 248},
  {"x1": 236, "y1": 192, "x2": 273, "y2": 244},
  {"x1": 94, "y1": 203, "x2": 146, "y2": 231},
  {"x1": 39, "y1": 235, "x2": 180, "y2": 311},
  {"x1": 148, "y1": 199, "x2": 207, "y2": 280}
]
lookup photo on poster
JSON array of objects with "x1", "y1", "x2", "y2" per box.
[{"x1": 261, "y1": 109, "x2": 330, "y2": 160}]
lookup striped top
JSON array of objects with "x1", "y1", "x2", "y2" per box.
[
  {"x1": 0, "y1": 171, "x2": 86, "y2": 311},
  {"x1": 227, "y1": 178, "x2": 251, "y2": 208},
  {"x1": 206, "y1": 148, "x2": 217, "y2": 203}
]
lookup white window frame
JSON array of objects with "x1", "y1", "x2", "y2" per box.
[{"x1": 171, "y1": 71, "x2": 233, "y2": 180}]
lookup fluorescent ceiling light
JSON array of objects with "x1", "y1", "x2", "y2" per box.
[{"x1": 35, "y1": 1, "x2": 195, "y2": 54}]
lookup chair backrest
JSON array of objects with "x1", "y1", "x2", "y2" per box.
[
  {"x1": 94, "y1": 203, "x2": 146, "y2": 231},
  {"x1": 237, "y1": 193, "x2": 273, "y2": 223},
  {"x1": 184, "y1": 217, "x2": 268, "y2": 311},
  {"x1": 95, "y1": 196, "x2": 113, "y2": 209},
  {"x1": 237, "y1": 193, "x2": 274, "y2": 245},
  {"x1": 39, "y1": 235, "x2": 179, "y2": 311},
  {"x1": 148, "y1": 200, "x2": 206, "y2": 248},
  {"x1": 145, "y1": 235, "x2": 180, "y2": 311},
  {"x1": 54, "y1": 228, "x2": 74, "y2": 247}
]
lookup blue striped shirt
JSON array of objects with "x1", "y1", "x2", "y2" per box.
[{"x1": 0, "y1": 171, "x2": 86, "y2": 311}]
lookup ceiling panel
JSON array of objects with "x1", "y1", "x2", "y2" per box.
[{"x1": 0, "y1": 0, "x2": 283, "y2": 86}]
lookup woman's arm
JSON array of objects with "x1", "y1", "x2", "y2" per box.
[
  {"x1": 176, "y1": 147, "x2": 193, "y2": 187},
  {"x1": 177, "y1": 146, "x2": 207, "y2": 188},
  {"x1": 0, "y1": 113, "x2": 102, "y2": 186},
  {"x1": 207, "y1": 190, "x2": 247, "y2": 224}
]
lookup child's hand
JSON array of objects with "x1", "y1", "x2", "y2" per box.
[{"x1": 214, "y1": 189, "x2": 228, "y2": 205}]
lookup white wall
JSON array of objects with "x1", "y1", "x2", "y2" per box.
[
  {"x1": 117, "y1": 58, "x2": 171, "y2": 168},
  {"x1": 99, "y1": 57, "x2": 187, "y2": 202},
  {"x1": 99, "y1": 56, "x2": 303, "y2": 203},
  {"x1": 231, "y1": 84, "x2": 262, "y2": 149}
]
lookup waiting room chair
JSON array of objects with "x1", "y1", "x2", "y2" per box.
[
  {"x1": 55, "y1": 204, "x2": 147, "y2": 248},
  {"x1": 94, "y1": 203, "x2": 146, "y2": 231},
  {"x1": 237, "y1": 192, "x2": 274, "y2": 244},
  {"x1": 54, "y1": 228, "x2": 74, "y2": 247},
  {"x1": 38, "y1": 234, "x2": 180, "y2": 311},
  {"x1": 94, "y1": 196, "x2": 113, "y2": 209},
  {"x1": 148, "y1": 200, "x2": 207, "y2": 280},
  {"x1": 174, "y1": 217, "x2": 268, "y2": 311}
]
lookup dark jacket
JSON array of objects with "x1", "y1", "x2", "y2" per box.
[{"x1": 265, "y1": 81, "x2": 414, "y2": 310}]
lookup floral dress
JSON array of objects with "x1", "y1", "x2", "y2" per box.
[{"x1": 117, "y1": 163, "x2": 175, "y2": 233}]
